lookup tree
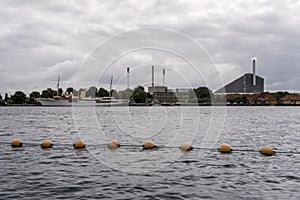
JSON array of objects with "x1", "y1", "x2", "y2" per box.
[
  {"x1": 189, "y1": 87, "x2": 212, "y2": 103},
  {"x1": 272, "y1": 91, "x2": 289, "y2": 100},
  {"x1": 226, "y1": 94, "x2": 249, "y2": 104},
  {"x1": 11, "y1": 91, "x2": 26, "y2": 104},
  {"x1": 0, "y1": 93, "x2": 2, "y2": 100},
  {"x1": 194, "y1": 87, "x2": 211, "y2": 100},
  {"x1": 4, "y1": 93, "x2": 9, "y2": 102},
  {"x1": 41, "y1": 88, "x2": 56, "y2": 98},
  {"x1": 30, "y1": 91, "x2": 40, "y2": 99},
  {"x1": 29, "y1": 91, "x2": 40, "y2": 104},
  {"x1": 66, "y1": 87, "x2": 74, "y2": 94},
  {"x1": 58, "y1": 88, "x2": 63, "y2": 96},
  {"x1": 86, "y1": 86, "x2": 97, "y2": 98},
  {"x1": 97, "y1": 87, "x2": 109, "y2": 97},
  {"x1": 131, "y1": 86, "x2": 147, "y2": 103}
]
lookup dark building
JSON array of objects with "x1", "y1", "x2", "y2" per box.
[
  {"x1": 215, "y1": 73, "x2": 264, "y2": 94},
  {"x1": 215, "y1": 58, "x2": 264, "y2": 94}
]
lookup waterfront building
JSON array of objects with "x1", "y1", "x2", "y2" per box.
[
  {"x1": 248, "y1": 92, "x2": 277, "y2": 105},
  {"x1": 280, "y1": 94, "x2": 300, "y2": 105}
]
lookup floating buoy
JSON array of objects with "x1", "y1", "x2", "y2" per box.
[
  {"x1": 180, "y1": 142, "x2": 193, "y2": 151},
  {"x1": 41, "y1": 140, "x2": 53, "y2": 148},
  {"x1": 143, "y1": 141, "x2": 155, "y2": 149},
  {"x1": 219, "y1": 143, "x2": 232, "y2": 153},
  {"x1": 73, "y1": 139, "x2": 85, "y2": 149},
  {"x1": 260, "y1": 145, "x2": 274, "y2": 156},
  {"x1": 108, "y1": 140, "x2": 120, "y2": 148},
  {"x1": 11, "y1": 138, "x2": 22, "y2": 147}
]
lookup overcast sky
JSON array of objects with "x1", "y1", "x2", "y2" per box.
[{"x1": 1, "y1": 0, "x2": 300, "y2": 95}]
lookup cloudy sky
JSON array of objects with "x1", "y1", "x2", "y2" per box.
[{"x1": 1, "y1": 0, "x2": 300, "y2": 95}]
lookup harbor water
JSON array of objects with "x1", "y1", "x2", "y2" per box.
[{"x1": 0, "y1": 106, "x2": 299, "y2": 199}]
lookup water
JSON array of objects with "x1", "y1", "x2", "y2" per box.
[{"x1": 0, "y1": 106, "x2": 299, "y2": 199}]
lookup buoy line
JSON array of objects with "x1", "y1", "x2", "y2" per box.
[{"x1": 1, "y1": 139, "x2": 300, "y2": 155}]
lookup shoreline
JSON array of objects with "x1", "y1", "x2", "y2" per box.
[{"x1": 1, "y1": 104, "x2": 300, "y2": 107}]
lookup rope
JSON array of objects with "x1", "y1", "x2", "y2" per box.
[{"x1": 1, "y1": 141, "x2": 300, "y2": 154}]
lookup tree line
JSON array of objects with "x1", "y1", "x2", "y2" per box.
[{"x1": 0, "y1": 86, "x2": 213, "y2": 105}]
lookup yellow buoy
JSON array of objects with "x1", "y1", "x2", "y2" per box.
[
  {"x1": 108, "y1": 140, "x2": 120, "y2": 148},
  {"x1": 143, "y1": 141, "x2": 155, "y2": 149},
  {"x1": 41, "y1": 140, "x2": 53, "y2": 148},
  {"x1": 180, "y1": 142, "x2": 193, "y2": 151},
  {"x1": 73, "y1": 139, "x2": 85, "y2": 149},
  {"x1": 260, "y1": 145, "x2": 274, "y2": 156},
  {"x1": 11, "y1": 138, "x2": 22, "y2": 147},
  {"x1": 219, "y1": 143, "x2": 232, "y2": 153}
]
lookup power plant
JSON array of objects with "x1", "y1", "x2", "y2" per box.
[
  {"x1": 215, "y1": 58, "x2": 264, "y2": 94},
  {"x1": 148, "y1": 66, "x2": 190, "y2": 105}
]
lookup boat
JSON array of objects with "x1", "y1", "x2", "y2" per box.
[
  {"x1": 96, "y1": 97, "x2": 128, "y2": 106},
  {"x1": 36, "y1": 96, "x2": 128, "y2": 107},
  {"x1": 36, "y1": 96, "x2": 97, "y2": 107},
  {"x1": 37, "y1": 76, "x2": 128, "y2": 107}
]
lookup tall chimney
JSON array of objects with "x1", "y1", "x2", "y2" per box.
[
  {"x1": 152, "y1": 65, "x2": 154, "y2": 87},
  {"x1": 162, "y1": 69, "x2": 165, "y2": 86},
  {"x1": 127, "y1": 67, "x2": 130, "y2": 89},
  {"x1": 252, "y1": 58, "x2": 256, "y2": 86}
]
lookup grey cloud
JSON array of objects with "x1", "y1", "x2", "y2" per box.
[{"x1": 0, "y1": 0, "x2": 300, "y2": 95}]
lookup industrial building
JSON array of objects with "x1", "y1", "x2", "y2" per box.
[
  {"x1": 147, "y1": 66, "x2": 190, "y2": 105},
  {"x1": 215, "y1": 58, "x2": 264, "y2": 94}
]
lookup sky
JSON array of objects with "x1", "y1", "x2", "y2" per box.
[{"x1": 1, "y1": 0, "x2": 300, "y2": 95}]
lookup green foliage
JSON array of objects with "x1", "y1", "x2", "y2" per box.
[
  {"x1": 29, "y1": 91, "x2": 40, "y2": 104},
  {"x1": 227, "y1": 95, "x2": 249, "y2": 104},
  {"x1": 4, "y1": 93, "x2": 9, "y2": 102},
  {"x1": 41, "y1": 88, "x2": 55, "y2": 98},
  {"x1": 146, "y1": 92, "x2": 153, "y2": 99},
  {"x1": 66, "y1": 87, "x2": 74, "y2": 94},
  {"x1": 194, "y1": 87, "x2": 211, "y2": 99},
  {"x1": 11, "y1": 91, "x2": 26, "y2": 104},
  {"x1": 58, "y1": 88, "x2": 63, "y2": 96},
  {"x1": 97, "y1": 87, "x2": 109, "y2": 97},
  {"x1": 30, "y1": 91, "x2": 40, "y2": 99},
  {"x1": 271, "y1": 91, "x2": 289, "y2": 100},
  {"x1": 131, "y1": 86, "x2": 147, "y2": 103},
  {"x1": 189, "y1": 87, "x2": 212, "y2": 103}
]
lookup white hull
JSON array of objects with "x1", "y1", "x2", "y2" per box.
[{"x1": 36, "y1": 99, "x2": 128, "y2": 107}]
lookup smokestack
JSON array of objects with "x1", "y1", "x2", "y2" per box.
[
  {"x1": 252, "y1": 57, "x2": 257, "y2": 86},
  {"x1": 127, "y1": 67, "x2": 130, "y2": 89},
  {"x1": 163, "y1": 69, "x2": 165, "y2": 86},
  {"x1": 152, "y1": 65, "x2": 154, "y2": 87},
  {"x1": 57, "y1": 76, "x2": 60, "y2": 90}
]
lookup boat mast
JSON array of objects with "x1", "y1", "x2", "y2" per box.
[
  {"x1": 109, "y1": 76, "x2": 113, "y2": 97},
  {"x1": 57, "y1": 76, "x2": 60, "y2": 96}
]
